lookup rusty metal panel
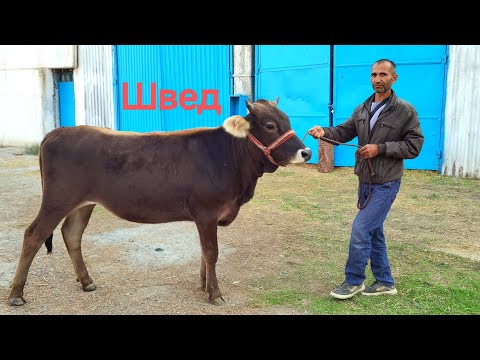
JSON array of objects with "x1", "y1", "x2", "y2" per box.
[{"x1": 443, "y1": 45, "x2": 480, "y2": 178}]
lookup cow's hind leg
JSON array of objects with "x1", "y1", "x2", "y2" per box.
[
  {"x1": 8, "y1": 208, "x2": 69, "y2": 306},
  {"x1": 194, "y1": 219, "x2": 225, "y2": 305},
  {"x1": 61, "y1": 204, "x2": 96, "y2": 292}
]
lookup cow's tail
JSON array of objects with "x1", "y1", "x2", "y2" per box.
[
  {"x1": 39, "y1": 133, "x2": 48, "y2": 190},
  {"x1": 39, "y1": 133, "x2": 54, "y2": 254},
  {"x1": 45, "y1": 233, "x2": 53, "y2": 254}
]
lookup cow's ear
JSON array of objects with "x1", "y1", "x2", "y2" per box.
[
  {"x1": 223, "y1": 115, "x2": 250, "y2": 138},
  {"x1": 272, "y1": 96, "x2": 280, "y2": 106},
  {"x1": 246, "y1": 99, "x2": 255, "y2": 114}
]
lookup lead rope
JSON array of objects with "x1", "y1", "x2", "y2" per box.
[{"x1": 301, "y1": 132, "x2": 374, "y2": 210}]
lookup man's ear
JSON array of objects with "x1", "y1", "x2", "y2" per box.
[{"x1": 223, "y1": 115, "x2": 250, "y2": 138}]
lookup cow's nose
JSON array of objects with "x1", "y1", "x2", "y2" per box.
[{"x1": 302, "y1": 148, "x2": 312, "y2": 162}]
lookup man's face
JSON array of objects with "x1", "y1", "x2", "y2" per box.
[{"x1": 370, "y1": 62, "x2": 398, "y2": 94}]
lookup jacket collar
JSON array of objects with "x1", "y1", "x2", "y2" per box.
[{"x1": 363, "y1": 89, "x2": 398, "y2": 110}]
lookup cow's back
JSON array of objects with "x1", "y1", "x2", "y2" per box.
[{"x1": 39, "y1": 125, "x2": 248, "y2": 223}]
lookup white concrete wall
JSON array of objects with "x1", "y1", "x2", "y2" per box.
[
  {"x1": 0, "y1": 45, "x2": 76, "y2": 146},
  {"x1": 0, "y1": 68, "x2": 55, "y2": 146},
  {"x1": 233, "y1": 45, "x2": 253, "y2": 101},
  {"x1": 443, "y1": 45, "x2": 480, "y2": 178},
  {"x1": 0, "y1": 45, "x2": 76, "y2": 69}
]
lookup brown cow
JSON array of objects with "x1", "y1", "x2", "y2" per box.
[{"x1": 8, "y1": 98, "x2": 312, "y2": 306}]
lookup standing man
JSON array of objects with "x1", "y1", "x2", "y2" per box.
[{"x1": 308, "y1": 59, "x2": 424, "y2": 299}]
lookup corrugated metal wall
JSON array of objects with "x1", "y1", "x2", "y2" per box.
[
  {"x1": 333, "y1": 45, "x2": 447, "y2": 171},
  {"x1": 255, "y1": 45, "x2": 331, "y2": 164},
  {"x1": 443, "y1": 45, "x2": 480, "y2": 178},
  {"x1": 74, "y1": 45, "x2": 114, "y2": 128},
  {"x1": 115, "y1": 45, "x2": 231, "y2": 132}
]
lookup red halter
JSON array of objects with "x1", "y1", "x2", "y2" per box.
[{"x1": 247, "y1": 129, "x2": 296, "y2": 167}]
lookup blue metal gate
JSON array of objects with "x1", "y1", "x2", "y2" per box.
[
  {"x1": 255, "y1": 45, "x2": 448, "y2": 171},
  {"x1": 114, "y1": 45, "x2": 231, "y2": 132},
  {"x1": 58, "y1": 70, "x2": 76, "y2": 127},
  {"x1": 333, "y1": 45, "x2": 448, "y2": 171},
  {"x1": 255, "y1": 45, "x2": 331, "y2": 164}
]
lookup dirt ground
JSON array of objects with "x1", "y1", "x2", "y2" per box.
[{"x1": 0, "y1": 146, "x2": 309, "y2": 315}]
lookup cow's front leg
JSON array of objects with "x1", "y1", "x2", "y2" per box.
[
  {"x1": 194, "y1": 218, "x2": 225, "y2": 305},
  {"x1": 199, "y1": 255, "x2": 206, "y2": 292}
]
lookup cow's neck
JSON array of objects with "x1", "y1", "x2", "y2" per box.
[{"x1": 235, "y1": 136, "x2": 277, "y2": 206}]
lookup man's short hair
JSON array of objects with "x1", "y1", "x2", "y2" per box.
[{"x1": 374, "y1": 59, "x2": 397, "y2": 74}]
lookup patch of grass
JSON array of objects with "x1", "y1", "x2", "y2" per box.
[
  {"x1": 247, "y1": 165, "x2": 480, "y2": 314},
  {"x1": 0, "y1": 155, "x2": 37, "y2": 170},
  {"x1": 411, "y1": 193, "x2": 441, "y2": 200},
  {"x1": 15, "y1": 222, "x2": 32, "y2": 229},
  {"x1": 263, "y1": 290, "x2": 309, "y2": 306},
  {"x1": 24, "y1": 144, "x2": 40, "y2": 155},
  {"x1": 92, "y1": 205, "x2": 116, "y2": 221},
  {"x1": 255, "y1": 246, "x2": 480, "y2": 314},
  {"x1": 273, "y1": 168, "x2": 295, "y2": 177},
  {"x1": 93, "y1": 205, "x2": 109, "y2": 215}
]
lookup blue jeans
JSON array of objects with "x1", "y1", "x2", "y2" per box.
[{"x1": 344, "y1": 179, "x2": 401, "y2": 287}]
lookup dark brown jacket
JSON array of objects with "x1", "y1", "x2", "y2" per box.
[{"x1": 323, "y1": 90, "x2": 424, "y2": 184}]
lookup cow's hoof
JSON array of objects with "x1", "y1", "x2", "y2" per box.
[
  {"x1": 209, "y1": 296, "x2": 226, "y2": 306},
  {"x1": 9, "y1": 296, "x2": 26, "y2": 306},
  {"x1": 83, "y1": 283, "x2": 97, "y2": 292}
]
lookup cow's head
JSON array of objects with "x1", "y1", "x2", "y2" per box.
[{"x1": 223, "y1": 97, "x2": 312, "y2": 171}]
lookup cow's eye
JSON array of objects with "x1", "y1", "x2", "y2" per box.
[{"x1": 265, "y1": 123, "x2": 276, "y2": 131}]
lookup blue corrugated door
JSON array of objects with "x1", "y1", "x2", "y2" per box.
[
  {"x1": 255, "y1": 45, "x2": 331, "y2": 164},
  {"x1": 58, "y1": 70, "x2": 76, "y2": 127},
  {"x1": 333, "y1": 45, "x2": 448, "y2": 170},
  {"x1": 115, "y1": 45, "x2": 231, "y2": 132}
]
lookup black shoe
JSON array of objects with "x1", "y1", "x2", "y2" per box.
[
  {"x1": 330, "y1": 281, "x2": 365, "y2": 300},
  {"x1": 361, "y1": 280, "x2": 398, "y2": 296}
]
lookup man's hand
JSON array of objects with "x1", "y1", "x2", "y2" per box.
[
  {"x1": 358, "y1": 144, "x2": 380, "y2": 159},
  {"x1": 308, "y1": 125, "x2": 325, "y2": 139}
]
